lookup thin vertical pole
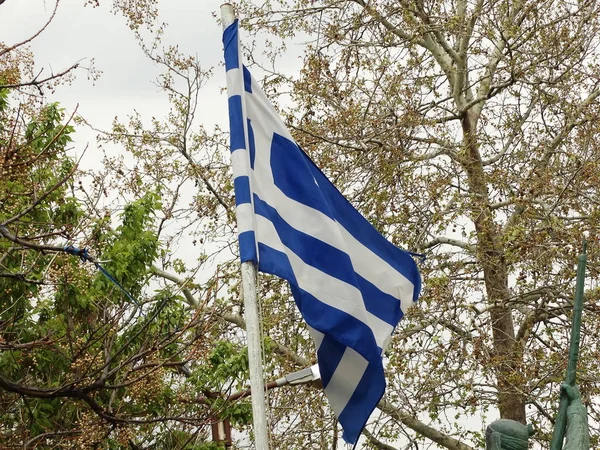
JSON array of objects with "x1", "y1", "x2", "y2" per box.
[
  {"x1": 221, "y1": 4, "x2": 270, "y2": 449},
  {"x1": 550, "y1": 241, "x2": 587, "y2": 450},
  {"x1": 240, "y1": 261, "x2": 270, "y2": 449}
]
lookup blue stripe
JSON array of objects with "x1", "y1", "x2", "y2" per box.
[
  {"x1": 243, "y1": 66, "x2": 252, "y2": 93},
  {"x1": 228, "y1": 96, "x2": 245, "y2": 151},
  {"x1": 356, "y1": 274, "x2": 403, "y2": 327},
  {"x1": 307, "y1": 159, "x2": 422, "y2": 301},
  {"x1": 247, "y1": 119, "x2": 256, "y2": 169},
  {"x1": 338, "y1": 360, "x2": 385, "y2": 444},
  {"x1": 270, "y1": 133, "x2": 334, "y2": 220},
  {"x1": 256, "y1": 242, "x2": 297, "y2": 284},
  {"x1": 257, "y1": 242, "x2": 380, "y2": 362},
  {"x1": 296, "y1": 287, "x2": 379, "y2": 361},
  {"x1": 316, "y1": 335, "x2": 346, "y2": 389},
  {"x1": 238, "y1": 230, "x2": 257, "y2": 263},
  {"x1": 234, "y1": 176, "x2": 251, "y2": 206},
  {"x1": 254, "y1": 195, "x2": 358, "y2": 289},
  {"x1": 222, "y1": 20, "x2": 239, "y2": 71}
]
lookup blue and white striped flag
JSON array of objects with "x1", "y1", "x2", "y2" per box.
[{"x1": 223, "y1": 20, "x2": 421, "y2": 445}]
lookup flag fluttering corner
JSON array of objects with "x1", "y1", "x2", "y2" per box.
[{"x1": 223, "y1": 19, "x2": 421, "y2": 445}]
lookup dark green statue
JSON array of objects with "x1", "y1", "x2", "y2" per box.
[
  {"x1": 485, "y1": 384, "x2": 590, "y2": 450},
  {"x1": 486, "y1": 244, "x2": 590, "y2": 450},
  {"x1": 485, "y1": 419, "x2": 534, "y2": 450},
  {"x1": 562, "y1": 384, "x2": 590, "y2": 450}
]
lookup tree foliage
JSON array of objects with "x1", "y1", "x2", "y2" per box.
[{"x1": 0, "y1": 3, "x2": 251, "y2": 448}]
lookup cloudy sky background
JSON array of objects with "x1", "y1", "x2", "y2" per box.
[
  {"x1": 0, "y1": 0, "x2": 301, "y2": 161},
  {"x1": 2, "y1": 0, "x2": 230, "y2": 147}
]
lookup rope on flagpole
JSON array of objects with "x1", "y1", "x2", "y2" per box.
[{"x1": 64, "y1": 245, "x2": 141, "y2": 308}]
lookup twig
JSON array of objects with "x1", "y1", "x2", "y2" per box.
[{"x1": 0, "y1": 0, "x2": 60, "y2": 58}]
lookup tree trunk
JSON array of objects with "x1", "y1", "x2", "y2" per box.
[{"x1": 461, "y1": 113, "x2": 526, "y2": 423}]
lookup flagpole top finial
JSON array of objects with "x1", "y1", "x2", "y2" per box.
[{"x1": 220, "y1": 3, "x2": 236, "y2": 28}]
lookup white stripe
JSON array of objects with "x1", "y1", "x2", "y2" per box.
[
  {"x1": 307, "y1": 325, "x2": 325, "y2": 351},
  {"x1": 236, "y1": 203, "x2": 254, "y2": 234},
  {"x1": 249, "y1": 76, "x2": 296, "y2": 142},
  {"x1": 324, "y1": 347, "x2": 369, "y2": 416},
  {"x1": 340, "y1": 226, "x2": 415, "y2": 314},
  {"x1": 231, "y1": 148, "x2": 249, "y2": 179},
  {"x1": 231, "y1": 149, "x2": 255, "y2": 233},
  {"x1": 255, "y1": 215, "x2": 394, "y2": 349},
  {"x1": 245, "y1": 92, "x2": 415, "y2": 311},
  {"x1": 226, "y1": 67, "x2": 244, "y2": 98}
]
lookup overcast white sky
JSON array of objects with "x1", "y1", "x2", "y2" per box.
[
  {"x1": 0, "y1": 0, "x2": 254, "y2": 154},
  {"x1": 1, "y1": 0, "x2": 307, "y2": 174}
]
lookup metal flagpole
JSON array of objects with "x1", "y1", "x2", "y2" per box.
[
  {"x1": 239, "y1": 261, "x2": 270, "y2": 449},
  {"x1": 221, "y1": 4, "x2": 270, "y2": 449}
]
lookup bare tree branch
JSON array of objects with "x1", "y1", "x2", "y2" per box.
[
  {"x1": 150, "y1": 265, "x2": 312, "y2": 368},
  {"x1": 363, "y1": 427, "x2": 398, "y2": 450},
  {"x1": 0, "y1": 62, "x2": 81, "y2": 91},
  {"x1": 0, "y1": 0, "x2": 59, "y2": 58},
  {"x1": 423, "y1": 236, "x2": 475, "y2": 252},
  {"x1": 377, "y1": 399, "x2": 474, "y2": 450}
]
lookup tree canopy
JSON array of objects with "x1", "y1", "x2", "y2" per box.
[
  {"x1": 0, "y1": 3, "x2": 249, "y2": 448},
  {"x1": 2, "y1": 0, "x2": 600, "y2": 449}
]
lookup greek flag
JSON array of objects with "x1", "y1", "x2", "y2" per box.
[{"x1": 223, "y1": 20, "x2": 421, "y2": 445}]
